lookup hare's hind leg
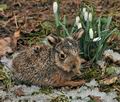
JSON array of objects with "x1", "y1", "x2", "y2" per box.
[
  {"x1": 51, "y1": 79, "x2": 85, "y2": 87},
  {"x1": 50, "y1": 73, "x2": 85, "y2": 87},
  {"x1": 62, "y1": 80, "x2": 85, "y2": 87}
]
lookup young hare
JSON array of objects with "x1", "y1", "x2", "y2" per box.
[{"x1": 12, "y1": 29, "x2": 85, "y2": 87}]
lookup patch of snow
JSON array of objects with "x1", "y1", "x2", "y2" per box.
[
  {"x1": 86, "y1": 79, "x2": 98, "y2": 87},
  {"x1": 97, "y1": 60, "x2": 106, "y2": 68},
  {"x1": 0, "y1": 80, "x2": 118, "y2": 102},
  {"x1": 0, "y1": 52, "x2": 19, "y2": 71},
  {"x1": 10, "y1": 85, "x2": 40, "y2": 96},
  {"x1": 104, "y1": 49, "x2": 120, "y2": 62},
  {"x1": 0, "y1": 56, "x2": 12, "y2": 69}
]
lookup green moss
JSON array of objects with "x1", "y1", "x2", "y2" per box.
[
  {"x1": 32, "y1": 86, "x2": 53, "y2": 95},
  {"x1": 105, "y1": 66, "x2": 120, "y2": 75},
  {"x1": 0, "y1": 65, "x2": 12, "y2": 89},
  {"x1": 39, "y1": 86, "x2": 53, "y2": 95},
  {"x1": 82, "y1": 67, "x2": 102, "y2": 81},
  {"x1": 50, "y1": 95, "x2": 70, "y2": 102}
]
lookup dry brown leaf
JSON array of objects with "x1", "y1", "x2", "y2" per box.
[
  {"x1": 89, "y1": 95, "x2": 102, "y2": 102},
  {"x1": 14, "y1": 87, "x2": 25, "y2": 97},
  {"x1": 0, "y1": 30, "x2": 20, "y2": 57},
  {"x1": 0, "y1": 37, "x2": 12, "y2": 57},
  {"x1": 99, "y1": 76, "x2": 117, "y2": 85}
]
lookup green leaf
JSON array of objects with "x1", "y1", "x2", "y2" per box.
[
  {"x1": 106, "y1": 16, "x2": 112, "y2": 29},
  {"x1": 0, "y1": 4, "x2": 7, "y2": 11},
  {"x1": 106, "y1": 66, "x2": 120, "y2": 75},
  {"x1": 59, "y1": 21, "x2": 69, "y2": 36}
]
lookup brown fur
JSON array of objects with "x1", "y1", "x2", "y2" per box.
[{"x1": 12, "y1": 29, "x2": 85, "y2": 87}]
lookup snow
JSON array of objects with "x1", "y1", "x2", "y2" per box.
[
  {"x1": 0, "y1": 79, "x2": 118, "y2": 102},
  {"x1": 104, "y1": 49, "x2": 120, "y2": 62}
]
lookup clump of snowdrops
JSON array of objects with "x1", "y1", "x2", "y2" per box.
[{"x1": 53, "y1": 2, "x2": 117, "y2": 62}]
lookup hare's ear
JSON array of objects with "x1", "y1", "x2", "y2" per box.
[
  {"x1": 47, "y1": 35, "x2": 63, "y2": 46},
  {"x1": 72, "y1": 29, "x2": 84, "y2": 40}
]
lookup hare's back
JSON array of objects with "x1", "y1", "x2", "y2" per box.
[{"x1": 12, "y1": 45, "x2": 50, "y2": 71}]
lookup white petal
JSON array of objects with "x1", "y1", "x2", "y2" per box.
[
  {"x1": 84, "y1": 11, "x2": 88, "y2": 21},
  {"x1": 75, "y1": 16, "x2": 80, "y2": 24},
  {"x1": 93, "y1": 37, "x2": 101, "y2": 42},
  {"x1": 77, "y1": 23, "x2": 82, "y2": 29},
  {"x1": 89, "y1": 28, "x2": 94, "y2": 39},
  {"x1": 53, "y1": 2, "x2": 58, "y2": 14},
  {"x1": 82, "y1": 8, "x2": 87, "y2": 14},
  {"x1": 89, "y1": 13, "x2": 92, "y2": 22}
]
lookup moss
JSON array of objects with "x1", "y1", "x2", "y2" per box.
[
  {"x1": 0, "y1": 65, "x2": 12, "y2": 89},
  {"x1": 39, "y1": 86, "x2": 53, "y2": 95},
  {"x1": 32, "y1": 86, "x2": 53, "y2": 95},
  {"x1": 82, "y1": 67, "x2": 102, "y2": 81},
  {"x1": 50, "y1": 95, "x2": 70, "y2": 102}
]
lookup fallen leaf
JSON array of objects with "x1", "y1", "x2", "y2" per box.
[
  {"x1": 0, "y1": 30, "x2": 20, "y2": 57},
  {"x1": 99, "y1": 76, "x2": 117, "y2": 85},
  {"x1": 14, "y1": 87, "x2": 25, "y2": 97},
  {"x1": 0, "y1": 4, "x2": 7, "y2": 11},
  {"x1": 0, "y1": 37, "x2": 13, "y2": 57},
  {"x1": 106, "y1": 66, "x2": 120, "y2": 75},
  {"x1": 89, "y1": 95, "x2": 102, "y2": 102}
]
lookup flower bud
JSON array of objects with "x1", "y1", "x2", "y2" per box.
[
  {"x1": 89, "y1": 12, "x2": 92, "y2": 22},
  {"x1": 84, "y1": 11, "x2": 88, "y2": 21},
  {"x1": 82, "y1": 8, "x2": 86, "y2": 14},
  {"x1": 89, "y1": 28, "x2": 94, "y2": 39},
  {"x1": 77, "y1": 23, "x2": 82, "y2": 29},
  {"x1": 53, "y1": 2, "x2": 58, "y2": 14},
  {"x1": 93, "y1": 37, "x2": 101, "y2": 42},
  {"x1": 75, "y1": 16, "x2": 80, "y2": 24}
]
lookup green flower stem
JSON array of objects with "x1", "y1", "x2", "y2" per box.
[
  {"x1": 54, "y1": 13, "x2": 59, "y2": 28},
  {"x1": 70, "y1": 23, "x2": 76, "y2": 34},
  {"x1": 58, "y1": 21, "x2": 69, "y2": 36}
]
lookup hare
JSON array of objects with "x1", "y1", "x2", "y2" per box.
[{"x1": 12, "y1": 29, "x2": 85, "y2": 87}]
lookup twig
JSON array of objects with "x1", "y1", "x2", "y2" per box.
[{"x1": 14, "y1": 13, "x2": 19, "y2": 29}]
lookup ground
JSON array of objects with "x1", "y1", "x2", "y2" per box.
[{"x1": 0, "y1": 0, "x2": 120, "y2": 102}]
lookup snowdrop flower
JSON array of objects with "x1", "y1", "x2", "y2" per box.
[
  {"x1": 82, "y1": 7, "x2": 87, "y2": 14},
  {"x1": 77, "y1": 22, "x2": 82, "y2": 29},
  {"x1": 75, "y1": 16, "x2": 80, "y2": 24},
  {"x1": 93, "y1": 37, "x2": 101, "y2": 42},
  {"x1": 89, "y1": 28, "x2": 94, "y2": 39},
  {"x1": 89, "y1": 12, "x2": 92, "y2": 22},
  {"x1": 53, "y1": 2, "x2": 58, "y2": 14},
  {"x1": 84, "y1": 11, "x2": 88, "y2": 21}
]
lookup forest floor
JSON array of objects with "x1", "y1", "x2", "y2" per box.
[{"x1": 0, "y1": 0, "x2": 120, "y2": 102}]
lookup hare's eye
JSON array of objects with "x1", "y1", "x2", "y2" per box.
[{"x1": 59, "y1": 53, "x2": 66, "y2": 59}]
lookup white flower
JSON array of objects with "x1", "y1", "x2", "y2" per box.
[
  {"x1": 82, "y1": 7, "x2": 87, "y2": 14},
  {"x1": 77, "y1": 22, "x2": 82, "y2": 29},
  {"x1": 75, "y1": 16, "x2": 80, "y2": 24},
  {"x1": 53, "y1": 2, "x2": 58, "y2": 14},
  {"x1": 89, "y1": 12, "x2": 92, "y2": 22},
  {"x1": 89, "y1": 28, "x2": 94, "y2": 39},
  {"x1": 84, "y1": 11, "x2": 88, "y2": 21},
  {"x1": 93, "y1": 37, "x2": 101, "y2": 42}
]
